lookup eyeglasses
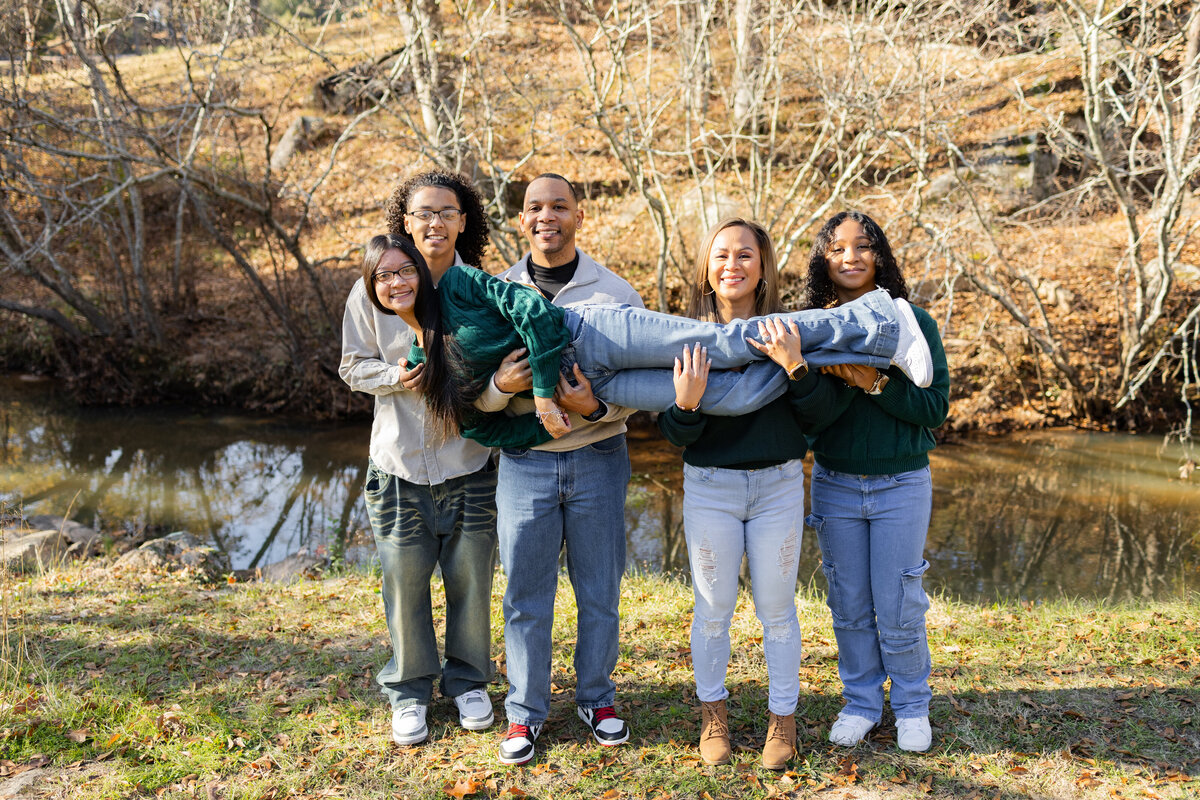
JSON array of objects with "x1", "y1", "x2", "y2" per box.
[
  {"x1": 407, "y1": 208, "x2": 463, "y2": 223},
  {"x1": 373, "y1": 265, "x2": 419, "y2": 283}
]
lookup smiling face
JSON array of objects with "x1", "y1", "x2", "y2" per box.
[
  {"x1": 403, "y1": 186, "x2": 466, "y2": 275},
  {"x1": 519, "y1": 177, "x2": 583, "y2": 268},
  {"x1": 705, "y1": 224, "x2": 763, "y2": 321},
  {"x1": 825, "y1": 218, "x2": 878, "y2": 303},
  {"x1": 373, "y1": 248, "x2": 421, "y2": 322}
]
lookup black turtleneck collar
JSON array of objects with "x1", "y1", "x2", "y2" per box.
[{"x1": 527, "y1": 251, "x2": 580, "y2": 301}]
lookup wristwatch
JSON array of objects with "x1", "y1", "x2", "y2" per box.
[
  {"x1": 582, "y1": 399, "x2": 608, "y2": 422},
  {"x1": 866, "y1": 371, "x2": 890, "y2": 395},
  {"x1": 785, "y1": 360, "x2": 809, "y2": 381}
]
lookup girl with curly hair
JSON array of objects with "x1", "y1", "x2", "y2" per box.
[{"x1": 801, "y1": 211, "x2": 950, "y2": 753}]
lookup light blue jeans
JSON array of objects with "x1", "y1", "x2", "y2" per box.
[
  {"x1": 366, "y1": 460, "x2": 498, "y2": 709},
  {"x1": 684, "y1": 460, "x2": 805, "y2": 716},
  {"x1": 562, "y1": 286, "x2": 898, "y2": 414},
  {"x1": 496, "y1": 434, "x2": 630, "y2": 726},
  {"x1": 806, "y1": 464, "x2": 933, "y2": 721}
]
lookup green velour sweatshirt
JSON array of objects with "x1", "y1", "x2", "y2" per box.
[{"x1": 808, "y1": 304, "x2": 950, "y2": 475}]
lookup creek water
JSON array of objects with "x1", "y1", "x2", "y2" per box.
[{"x1": 2, "y1": 376, "x2": 1197, "y2": 602}]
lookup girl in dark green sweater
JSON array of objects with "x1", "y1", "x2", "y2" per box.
[{"x1": 802, "y1": 212, "x2": 950, "y2": 754}]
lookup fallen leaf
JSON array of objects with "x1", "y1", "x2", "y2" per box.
[
  {"x1": 443, "y1": 777, "x2": 480, "y2": 798},
  {"x1": 66, "y1": 730, "x2": 88, "y2": 744}
]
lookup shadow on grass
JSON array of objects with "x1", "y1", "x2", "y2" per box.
[{"x1": 10, "y1": 582, "x2": 1200, "y2": 799}]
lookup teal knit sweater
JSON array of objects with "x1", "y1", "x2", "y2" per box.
[
  {"x1": 404, "y1": 265, "x2": 568, "y2": 449},
  {"x1": 435, "y1": 265, "x2": 569, "y2": 398},
  {"x1": 808, "y1": 304, "x2": 949, "y2": 475}
]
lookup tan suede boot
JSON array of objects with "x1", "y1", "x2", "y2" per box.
[
  {"x1": 762, "y1": 712, "x2": 795, "y2": 770},
  {"x1": 699, "y1": 700, "x2": 732, "y2": 765}
]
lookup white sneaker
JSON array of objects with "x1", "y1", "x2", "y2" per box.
[
  {"x1": 897, "y1": 716, "x2": 932, "y2": 752},
  {"x1": 829, "y1": 712, "x2": 876, "y2": 746},
  {"x1": 391, "y1": 705, "x2": 428, "y2": 746},
  {"x1": 454, "y1": 688, "x2": 495, "y2": 731},
  {"x1": 890, "y1": 298, "x2": 933, "y2": 388}
]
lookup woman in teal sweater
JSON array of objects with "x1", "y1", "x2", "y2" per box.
[
  {"x1": 659, "y1": 219, "x2": 844, "y2": 770},
  {"x1": 801, "y1": 211, "x2": 950, "y2": 753}
]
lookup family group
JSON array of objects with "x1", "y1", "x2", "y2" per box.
[{"x1": 338, "y1": 170, "x2": 950, "y2": 769}]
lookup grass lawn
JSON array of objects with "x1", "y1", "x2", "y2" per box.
[{"x1": 2, "y1": 561, "x2": 1197, "y2": 799}]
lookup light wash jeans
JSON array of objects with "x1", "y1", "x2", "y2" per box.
[
  {"x1": 562, "y1": 286, "x2": 898, "y2": 414},
  {"x1": 496, "y1": 434, "x2": 630, "y2": 726},
  {"x1": 684, "y1": 460, "x2": 806, "y2": 716},
  {"x1": 366, "y1": 459, "x2": 498, "y2": 708},
  {"x1": 805, "y1": 464, "x2": 933, "y2": 721}
]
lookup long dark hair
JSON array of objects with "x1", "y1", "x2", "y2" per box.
[
  {"x1": 685, "y1": 218, "x2": 784, "y2": 322},
  {"x1": 384, "y1": 171, "x2": 490, "y2": 267},
  {"x1": 361, "y1": 234, "x2": 479, "y2": 431},
  {"x1": 803, "y1": 211, "x2": 909, "y2": 309}
]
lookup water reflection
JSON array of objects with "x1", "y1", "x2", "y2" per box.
[{"x1": 2, "y1": 377, "x2": 1197, "y2": 601}]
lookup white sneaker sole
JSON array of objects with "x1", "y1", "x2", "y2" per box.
[
  {"x1": 392, "y1": 728, "x2": 428, "y2": 746},
  {"x1": 892, "y1": 298, "x2": 933, "y2": 388},
  {"x1": 459, "y1": 709, "x2": 495, "y2": 731}
]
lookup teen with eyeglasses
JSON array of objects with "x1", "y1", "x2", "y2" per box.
[{"x1": 340, "y1": 171, "x2": 503, "y2": 749}]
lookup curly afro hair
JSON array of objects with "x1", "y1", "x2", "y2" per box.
[
  {"x1": 803, "y1": 210, "x2": 909, "y2": 309},
  {"x1": 384, "y1": 171, "x2": 490, "y2": 267}
]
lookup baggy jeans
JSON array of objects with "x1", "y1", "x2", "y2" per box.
[
  {"x1": 561, "y1": 286, "x2": 899, "y2": 414},
  {"x1": 806, "y1": 464, "x2": 933, "y2": 721},
  {"x1": 367, "y1": 460, "x2": 498, "y2": 709}
]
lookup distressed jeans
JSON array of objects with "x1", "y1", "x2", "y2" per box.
[
  {"x1": 684, "y1": 459, "x2": 806, "y2": 716},
  {"x1": 806, "y1": 464, "x2": 933, "y2": 721},
  {"x1": 367, "y1": 460, "x2": 498, "y2": 709},
  {"x1": 562, "y1": 286, "x2": 899, "y2": 415},
  {"x1": 496, "y1": 434, "x2": 630, "y2": 726}
]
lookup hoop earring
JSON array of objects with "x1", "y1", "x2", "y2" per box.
[
  {"x1": 702, "y1": 282, "x2": 715, "y2": 296},
  {"x1": 756, "y1": 279, "x2": 767, "y2": 297}
]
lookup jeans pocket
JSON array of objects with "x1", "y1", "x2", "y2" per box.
[
  {"x1": 811, "y1": 463, "x2": 828, "y2": 483},
  {"x1": 587, "y1": 435, "x2": 625, "y2": 455},
  {"x1": 365, "y1": 463, "x2": 391, "y2": 498},
  {"x1": 898, "y1": 559, "x2": 931, "y2": 630},
  {"x1": 808, "y1": 514, "x2": 843, "y2": 618},
  {"x1": 890, "y1": 467, "x2": 930, "y2": 486},
  {"x1": 501, "y1": 446, "x2": 530, "y2": 458},
  {"x1": 777, "y1": 459, "x2": 804, "y2": 481}
]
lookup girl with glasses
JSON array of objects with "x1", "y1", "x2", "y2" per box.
[{"x1": 340, "y1": 172, "x2": 500, "y2": 749}]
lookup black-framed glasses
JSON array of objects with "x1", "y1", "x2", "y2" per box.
[
  {"x1": 373, "y1": 265, "x2": 419, "y2": 283},
  {"x1": 407, "y1": 208, "x2": 463, "y2": 223}
]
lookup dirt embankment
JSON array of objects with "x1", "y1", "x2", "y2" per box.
[{"x1": 3, "y1": 4, "x2": 1197, "y2": 435}]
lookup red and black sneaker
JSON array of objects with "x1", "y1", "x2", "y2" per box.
[
  {"x1": 498, "y1": 722, "x2": 542, "y2": 765},
  {"x1": 577, "y1": 705, "x2": 630, "y2": 746}
]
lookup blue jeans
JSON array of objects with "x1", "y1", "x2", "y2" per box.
[
  {"x1": 562, "y1": 286, "x2": 898, "y2": 414},
  {"x1": 367, "y1": 460, "x2": 498, "y2": 709},
  {"x1": 684, "y1": 460, "x2": 805, "y2": 716},
  {"x1": 806, "y1": 464, "x2": 933, "y2": 721},
  {"x1": 496, "y1": 434, "x2": 630, "y2": 726}
]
